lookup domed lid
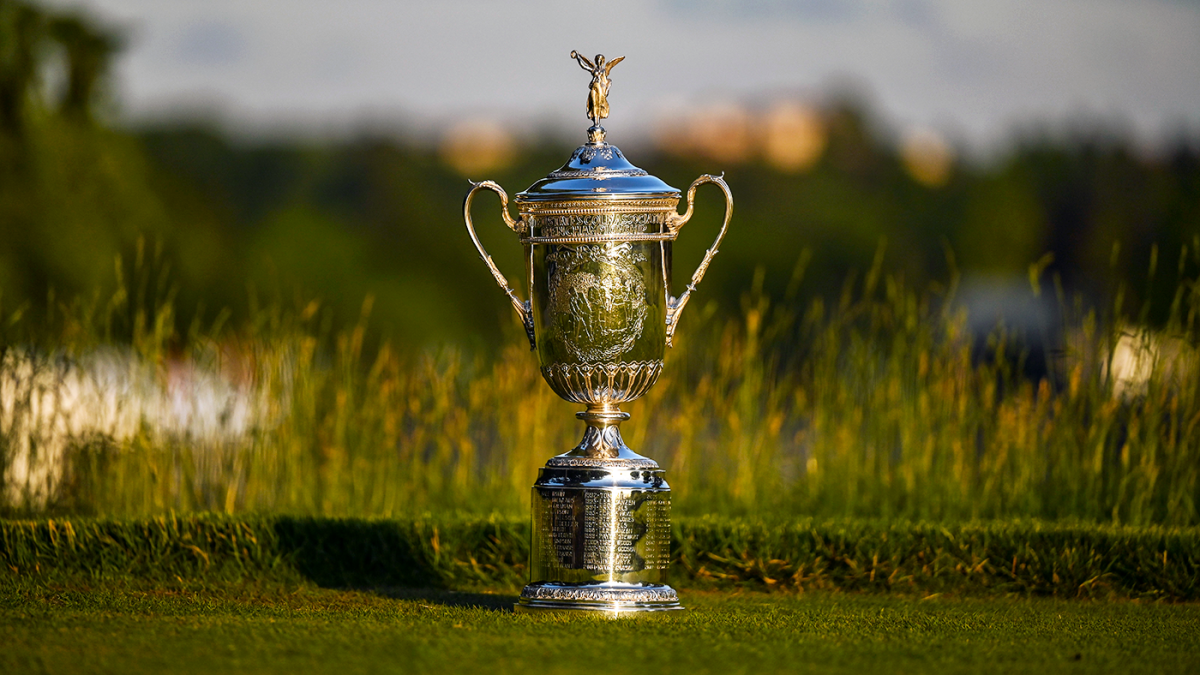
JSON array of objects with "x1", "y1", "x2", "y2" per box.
[
  {"x1": 516, "y1": 52, "x2": 679, "y2": 202},
  {"x1": 518, "y1": 139, "x2": 678, "y2": 200}
]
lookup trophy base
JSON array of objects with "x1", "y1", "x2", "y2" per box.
[
  {"x1": 520, "y1": 409, "x2": 682, "y2": 615},
  {"x1": 516, "y1": 582, "x2": 683, "y2": 615}
]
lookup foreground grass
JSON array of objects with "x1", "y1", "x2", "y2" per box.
[{"x1": 2, "y1": 582, "x2": 1198, "y2": 675}]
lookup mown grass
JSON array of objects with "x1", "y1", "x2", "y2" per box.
[
  {"x1": 2, "y1": 242, "x2": 1199, "y2": 524},
  {"x1": 3, "y1": 515, "x2": 1199, "y2": 600},
  {"x1": 3, "y1": 584, "x2": 1199, "y2": 675}
]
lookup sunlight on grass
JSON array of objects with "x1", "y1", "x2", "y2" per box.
[{"x1": 2, "y1": 242, "x2": 1198, "y2": 525}]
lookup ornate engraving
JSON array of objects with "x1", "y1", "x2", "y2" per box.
[
  {"x1": 570, "y1": 143, "x2": 620, "y2": 163},
  {"x1": 545, "y1": 456, "x2": 658, "y2": 469},
  {"x1": 541, "y1": 360, "x2": 663, "y2": 405},
  {"x1": 547, "y1": 166, "x2": 648, "y2": 180},
  {"x1": 523, "y1": 210, "x2": 673, "y2": 245},
  {"x1": 523, "y1": 232, "x2": 674, "y2": 245},
  {"x1": 538, "y1": 213, "x2": 657, "y2": 239},
  {"x1": 521, "y1": 584, "x2": 678, "y2": 603},
  {"x1": 546, "y1": 244, "x2": 648, "y2": 363},
  {"x1": 517, "y1": 198, "x2": 679, "y2": 217}
]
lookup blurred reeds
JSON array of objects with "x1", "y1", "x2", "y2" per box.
[{"x1": 2, "y1": 241, "x2": 1198, "y2": 526}]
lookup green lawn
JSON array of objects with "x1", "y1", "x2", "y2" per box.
[{"x1": 3, "y1": 583, "x2": 1197, "y2": 674}]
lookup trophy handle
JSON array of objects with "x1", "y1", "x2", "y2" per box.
[
  {"x1": 665, "y1": 173, "x2": 733, "y2": 346},
  {"x1": 463, "y1": 180, "x2": 535, "y2": 349}
]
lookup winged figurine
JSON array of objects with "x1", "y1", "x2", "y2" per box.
[{"x1": 571, "y1": 51, "x2": 625, "y2": 125}]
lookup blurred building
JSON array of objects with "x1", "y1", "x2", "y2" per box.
[
  {"x1": 439, "y1": 119, "x2": 517, "y2": 176},
  {"x1": 900, "y1": 127, "x2": 955, "y2": 187},
  {"x1": 654, "y1": 98, "x2": 828, "y2": 171}
]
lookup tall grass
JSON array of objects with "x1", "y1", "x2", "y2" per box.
[{"x1": 2, "y1": 240, "x2": 1199, "y2": 525}]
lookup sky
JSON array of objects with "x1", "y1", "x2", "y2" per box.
[{"x1": 46, "y1": 0, "x2": 1200, "y2": 154}]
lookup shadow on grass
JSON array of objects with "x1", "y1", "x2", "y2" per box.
[
  {"x1": 370, "y1": 587, "x2": 518, "y2": 612},
  {"x1": 271, "y1": 517, "x2": 527, "y2": 594}
]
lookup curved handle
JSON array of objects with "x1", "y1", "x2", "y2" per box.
[
  {"x1": 463, "y1": 180, "x2": 535, "y2": 349},
  {"x1": 665, "y1": 174, "x2": 733, "y2": 346}
]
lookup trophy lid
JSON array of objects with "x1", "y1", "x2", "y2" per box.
[{"x1": 516, "y1": 52, "x2": 679, "y2": 202}]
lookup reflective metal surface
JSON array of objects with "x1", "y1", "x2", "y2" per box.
[
  {"x1": 462, "y1": 53, "x2": 733, "y2": 614},
  {"x1": 570, "y1": 51, "x2": 624, "y2": 144},
  {"x1": 517, "y1": 463, "x2": 679, "y2": 614}
]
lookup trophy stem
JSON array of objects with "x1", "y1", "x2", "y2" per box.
[{"x1": 572, "y1": 405, "x2": 632, "y2": 459}]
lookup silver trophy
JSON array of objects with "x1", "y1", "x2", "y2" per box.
[{"x1": 463, "y1": 52, "x2": 732, "y2": 614}]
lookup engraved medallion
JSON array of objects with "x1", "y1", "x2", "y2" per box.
[{"x1": 547, "y1": 243, "x2": 647, "y2": 363}]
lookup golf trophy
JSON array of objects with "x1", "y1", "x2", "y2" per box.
[{"x1": 463, "y1": 52, "x2": 732, "y2": 613}]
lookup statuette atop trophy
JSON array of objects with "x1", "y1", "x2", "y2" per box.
[
  {"x1": 570, "y1": 50, "x2": 624, "y2": 141},
  {"x1": 462, "y1": 53, "x2": 733, "y2": 614}
]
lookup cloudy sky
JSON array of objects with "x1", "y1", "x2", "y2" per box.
[{"x1": 49, "y1": 0, "x2": 1200, "y2": 152}]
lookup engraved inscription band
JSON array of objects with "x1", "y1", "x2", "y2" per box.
[
  {"x1": 522, "y1": 584, "x2": 678, "y2": 603},
  {"x1": 535, "y1": 486, "x2": 671, "y2": 575},
  {"x1": 545, "y1": 456, "x2": 658, "y2": 468},
  {"x1": 516, "y1": 200, "x2": 678, "y2": 216},
  {"x1": 522, "y1": 231, "x2": 676, "y2": 245}
]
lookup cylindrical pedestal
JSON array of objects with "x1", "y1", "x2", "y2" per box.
[{"x1": 516, "y1": 460, "x2": 682, "y2": 614}]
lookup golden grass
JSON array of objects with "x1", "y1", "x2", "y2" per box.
[{"x1": 3, "y1": 243, "x2": 1198, "y2": 525}]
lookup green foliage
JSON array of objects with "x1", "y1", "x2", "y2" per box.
[
  {"x1": 676, "y1": 517, "x2": 1200, "y2": 599},
  {"x1": 121, "y1": 116, "x2": 1200, "y2": 346},
  {"x1": 2, "y1": 246, "x2": 1199, "y2": 524},
  {"x1": 3, "y1": 515, "x2": 1200, "y2": 600},
  {"x1": 4, "y1": 0, "x2": 1200, "y2": 347},
  {"x1": 0, "y1": 0, "x2": 169, "y2": 321},
  {"x1": 2, "y1": 1, "x2": 1200, "y2": 533}
]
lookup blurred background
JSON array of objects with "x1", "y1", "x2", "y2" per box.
[
  {"x1": 1, "y1": 0, "x2": 1198, "y2": 522},
  {"x1": 3, "y1": 0, "x2": 1197, "y2": 345}
]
